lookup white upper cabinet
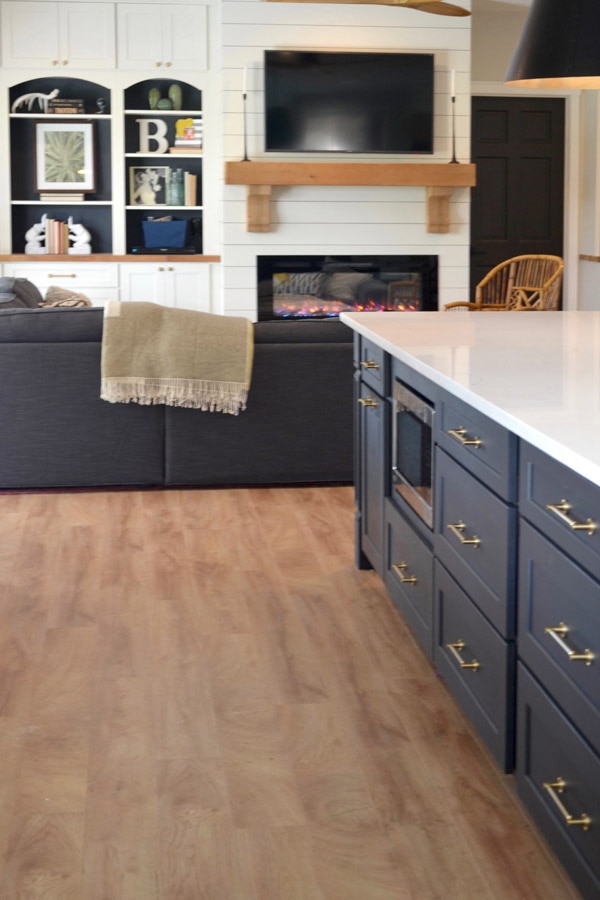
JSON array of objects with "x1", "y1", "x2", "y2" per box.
[
  {"x1": 1, "y1": 2, "x2": 116, "y2": 70},
  {"x1": 117, "y1": 4, "x2": 207, "y2": 71}
]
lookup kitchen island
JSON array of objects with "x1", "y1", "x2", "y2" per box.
[{"x1": 342, "y1": 310, "x2": 600, "y2": 900}]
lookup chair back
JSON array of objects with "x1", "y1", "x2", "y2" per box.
[{"x1": 475, "y1": 254, "x2": 564, "y2": 311}]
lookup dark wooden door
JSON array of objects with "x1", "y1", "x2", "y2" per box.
[{"x1": 470, "y1": 97, "x2": 565, "y2": 302}]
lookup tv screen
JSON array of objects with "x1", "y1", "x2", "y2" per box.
[{"x1": 265, "y1": 50, "x2": 434, "y2": 154}]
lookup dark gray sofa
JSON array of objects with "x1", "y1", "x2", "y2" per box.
[{"x1": 0, "y1": 307, "x2": 354, "y2": 490}]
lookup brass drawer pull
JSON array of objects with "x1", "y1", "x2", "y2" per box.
[
  {"x1": 447, "y1": 639, "x2": 480, "y2": 672},
  {"x1": 447, "y1": 521, "x2": 480, "y2": 547},
  {"x1": 357, "y1": 397, "x2": 378, "y2": 408},
  {"x1": 544, "y1": 623, "x2": 594, "y2": 666},
  {"x1": 448, "y1": 426, "x2": 482, "y2": 449},
  {"x1": 48, "y1": 273, "x2": 76, "y2": 278},
  {"x1": 546, "y1": 500, "x2": 597, "y2": 535},
  {"x1": 391, "y1": 562, "x2": 417, "y2": 585},
  {"x1": 542, "y1": 778, "x2": 591, "y2": 831},
  {"x1": 360, "y1": 360, "x2": 380, "y2": 370}
]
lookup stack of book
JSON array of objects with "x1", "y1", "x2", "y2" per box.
[
  {"x1": 47, "y1": 98, "x2": 85, "y2": 115},
  {"x1": 44, "y1": 217, "x2": 71, "y2": 254},
  {"x1": 170, "y1": 117, "x2": 203, "y2": 154},
  {"x1": 39, "y1": 192, "x2": 85, "y2": 203}
]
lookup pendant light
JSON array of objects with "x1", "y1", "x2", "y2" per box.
[{"x1": 504, "y1": 0, "x2": 600, "y2": 89}]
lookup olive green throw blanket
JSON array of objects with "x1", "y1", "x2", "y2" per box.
[{"x1": 100, "y1": 301, "x2": 253, "y2": 415}]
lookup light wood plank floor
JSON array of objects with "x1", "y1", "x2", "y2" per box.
[{"x1": 0, "y1": 485, "x2": 581, "y2": 900}]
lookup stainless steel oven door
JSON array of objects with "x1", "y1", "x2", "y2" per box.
[{"x1": 392, "y1": 380, "x2": 434, "y2": 528}]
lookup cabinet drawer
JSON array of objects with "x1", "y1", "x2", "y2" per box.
[
  {"x1": 4, "y1": 262, "x2": 119, "y2": 290},
  {"x1": 518, "y1": 519, "x2": 600, "y2": 751},
  {"x1": 357, "y1": 336, "x2": 387, "y2": 394},
  {"x1": 435, "y1": 447, "x2": 517, "y2": 637},
  {"x1": 384, "y1": 499, "x2": 434, "y2": 659},
  {"x1": 434, "y1": 561, "x2": 515, "y2": 771},
  {"x1": 516, "y1": 663, "x2": 600, "y2": 900},
  {"x1": 437, "y1": 388, "x2": 517, "y2": 502},
  {"x1": 520, "y1": 441, "x2": 600, "y2": 580}
]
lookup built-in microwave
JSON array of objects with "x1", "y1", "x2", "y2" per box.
[{"x1": 392, "y1": 378, "x2": 434, "y2": 528}]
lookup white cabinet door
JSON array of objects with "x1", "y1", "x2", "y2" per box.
[
  {"x1": 117, "y1": 4, "x2": 207, "y2": 71},
  {"x1": 1, "y1": 2, "x2": 115, "y2": 69},
  {"x1": 1, "y1": 2, "x2": 60, "y2": 68},
  {"x1": 58, "y1": 4, "x2": 116, "y2": 70},
  {"x1": 119, "y1": 263, "x2": 211, "y2": 312}
]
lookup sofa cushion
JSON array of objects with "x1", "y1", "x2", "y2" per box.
[{"x1": 0, "y1": 277, "x2": 44, "y2": 309}]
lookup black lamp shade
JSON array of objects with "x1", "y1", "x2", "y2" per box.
[{"x1": 505, "y1": 0, "x2": 600, "y2": 88}]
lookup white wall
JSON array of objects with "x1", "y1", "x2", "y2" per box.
[{"x1": 218, "y1": 0, "x2": 472, "y2": 319}]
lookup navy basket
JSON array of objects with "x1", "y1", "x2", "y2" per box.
[{"x1": 142, "y1": 219, "x2": 188, "y2": 249}]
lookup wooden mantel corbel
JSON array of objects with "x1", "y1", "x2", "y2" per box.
[{"x1": 225, "y1": 161, "x2": 476, "y2": 233}]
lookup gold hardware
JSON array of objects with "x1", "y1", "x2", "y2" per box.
[
  {"x1": 447, "y1": 640, "x2": 480, "y2": 672},
  {"x1": 61, "y1": 60, "x2": 68, "y2": 66},
  {"x1": 542, "y1": 779, "x2": 591, "y2": 831},
  {"x1": 48, "y1": 273, "x2": 76, "y2": 278},
  {"x1": 544, "y1": 623, "x2": 594, "y2": 666},
  {"x1": 165, "y1": 62, "x2": 172, "y2": 68},
  {"x1": 448, "y1": 426, "x2": 482, "y2": 449},
  {"x1": 360, "y1": 360, "x2": 380, "y2": 370},
  {"x1": 168, "y1": 266, "x2": 174, "y2": 272},
  {"x1": 358, "y1": 397, "x2": 378, "y2": 408},
  {"x1": 546, "y1": 500, "x2": 597, "y2": 535},
  {"x1": 447, "y1": 521, "x2": 480, "y2": 547},
  {"x1": 391, "y1": 562, "x2": 417, "y2": 585},
  {"x1": 51, "y1": 60, "x2": 58, "y2": 66},
  {"x1": 158, "y1": 266, "x2": 165, "y2": 272},
  {"x1": 155, "y1": 62, "x2": 161, "y2": 67}
]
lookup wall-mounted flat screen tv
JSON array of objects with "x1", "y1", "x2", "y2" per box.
[{"x1": 265, "y1": 50, "x2": 435, "y2": 154}]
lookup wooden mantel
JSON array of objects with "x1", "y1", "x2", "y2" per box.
[{"x1": 225, "y1": 161, "x2": 477, "y2": 233}]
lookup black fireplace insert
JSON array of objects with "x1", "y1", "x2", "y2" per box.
[{"x1": 257, "y1": 254, "x2": 438, "y2": 320}]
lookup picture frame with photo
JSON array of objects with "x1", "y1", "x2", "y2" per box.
[
  {"x1": 35, "y1": 121, "x2": 95, "y2": 193},
  {"x1": 129, "y1": 166, "x2": 169, "y2": 206}
]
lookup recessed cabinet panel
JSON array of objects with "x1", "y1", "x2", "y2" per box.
[
  {"x1": 520, "y1": 440, "x2": 600, "y2": 579},
  {"x1": 117, "y1": 4, "x2": 208, "y2": 71},
  {"x1": 357, "y1": 379, "x2": 388, "y2": 576},
  {"x1": 384, "y1": 498, "x2": 434, "y2": 658},
  {"x1": 516, "y1": 664, "x2": 600, "y2": 900},
  {"x1": 435, "y1": 447, "x2": 517, "y2": 637},
  {"x1": 434, "y1": 560, "x2": 515, "y2": 771},
  {"x1": 1, "y1": 2, "x2": 115, "y2": 69},
  {"x1": 437, "y1": 388, "x2": 517, "y2": 501},
  {"x1": 518, "y1": 519, "x2": 600, "y2": 752}
]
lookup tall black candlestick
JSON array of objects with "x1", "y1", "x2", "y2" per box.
[{"x1": 450, "y1": 94, "x2": 458, "y2": 164}]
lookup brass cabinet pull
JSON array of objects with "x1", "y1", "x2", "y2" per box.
[
  {"x1": 48, "y1": 273, "x2": 76, "y2": 278},
  {"x1": 544, "y1": 623, "x2": 594, "y2": 666},
  {"x1": 360, "y1": 360, "x2": 380, "y2": 370},
  {"x1": 357, "y1": 397, "x2": 378, "y2": 408},
  {"x1": 546, "y1": 500, "x2": 597, "y2": 535},
  {"x1": 542, "y1": 778, "x2": 591, "y2": 831},
  {"x1": 391, "y1": 562, "x2": 417, "y2": 585},
  {"x1": 446, "y1": 639, "x2": 480, "y2": 672},
  {"x1": 447, "y1": 521, "x2": 480, "y2": 547},
  {"x1": 447, "y1": 426, "x2": 482, "y2": 449}
]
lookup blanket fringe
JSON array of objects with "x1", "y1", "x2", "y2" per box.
[{"x1": 101, "y1": 377, "x2": 249, "y2": 415}]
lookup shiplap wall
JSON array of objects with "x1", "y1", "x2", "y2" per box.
[{"x1": 218, "y1": 0, "x2": 472, "y2": 319}]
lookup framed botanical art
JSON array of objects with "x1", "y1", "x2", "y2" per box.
[
  {"x1": 129, "y1": 166, "x2": 169, "y2": 206},
  {"x1": 35, "y1": 121, "x2": 95, "y2": 193}
]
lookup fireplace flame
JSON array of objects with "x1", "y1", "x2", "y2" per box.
[{"x1": 274, "y1": 296, "x2": 420, "y2": 318}]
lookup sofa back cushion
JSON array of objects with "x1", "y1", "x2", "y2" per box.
[
  {"x1": 0, "y1": 277, "x2": 44, "y2": 309},
  {"x1": 0, "y1": 306, "x2": 104, "y2": 343}
]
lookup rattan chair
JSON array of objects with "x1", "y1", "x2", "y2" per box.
[{"x1": 444, "y1": 254, "x2": 564, "y2": 312}]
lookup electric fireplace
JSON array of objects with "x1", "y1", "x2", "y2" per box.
[{"x1": 257, "y1": 255, "x2": 438, "y2": 320}]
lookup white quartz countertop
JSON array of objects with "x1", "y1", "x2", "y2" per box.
[{"x1": 340, "y1": 311, "x2": 600, "y2": 488}]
